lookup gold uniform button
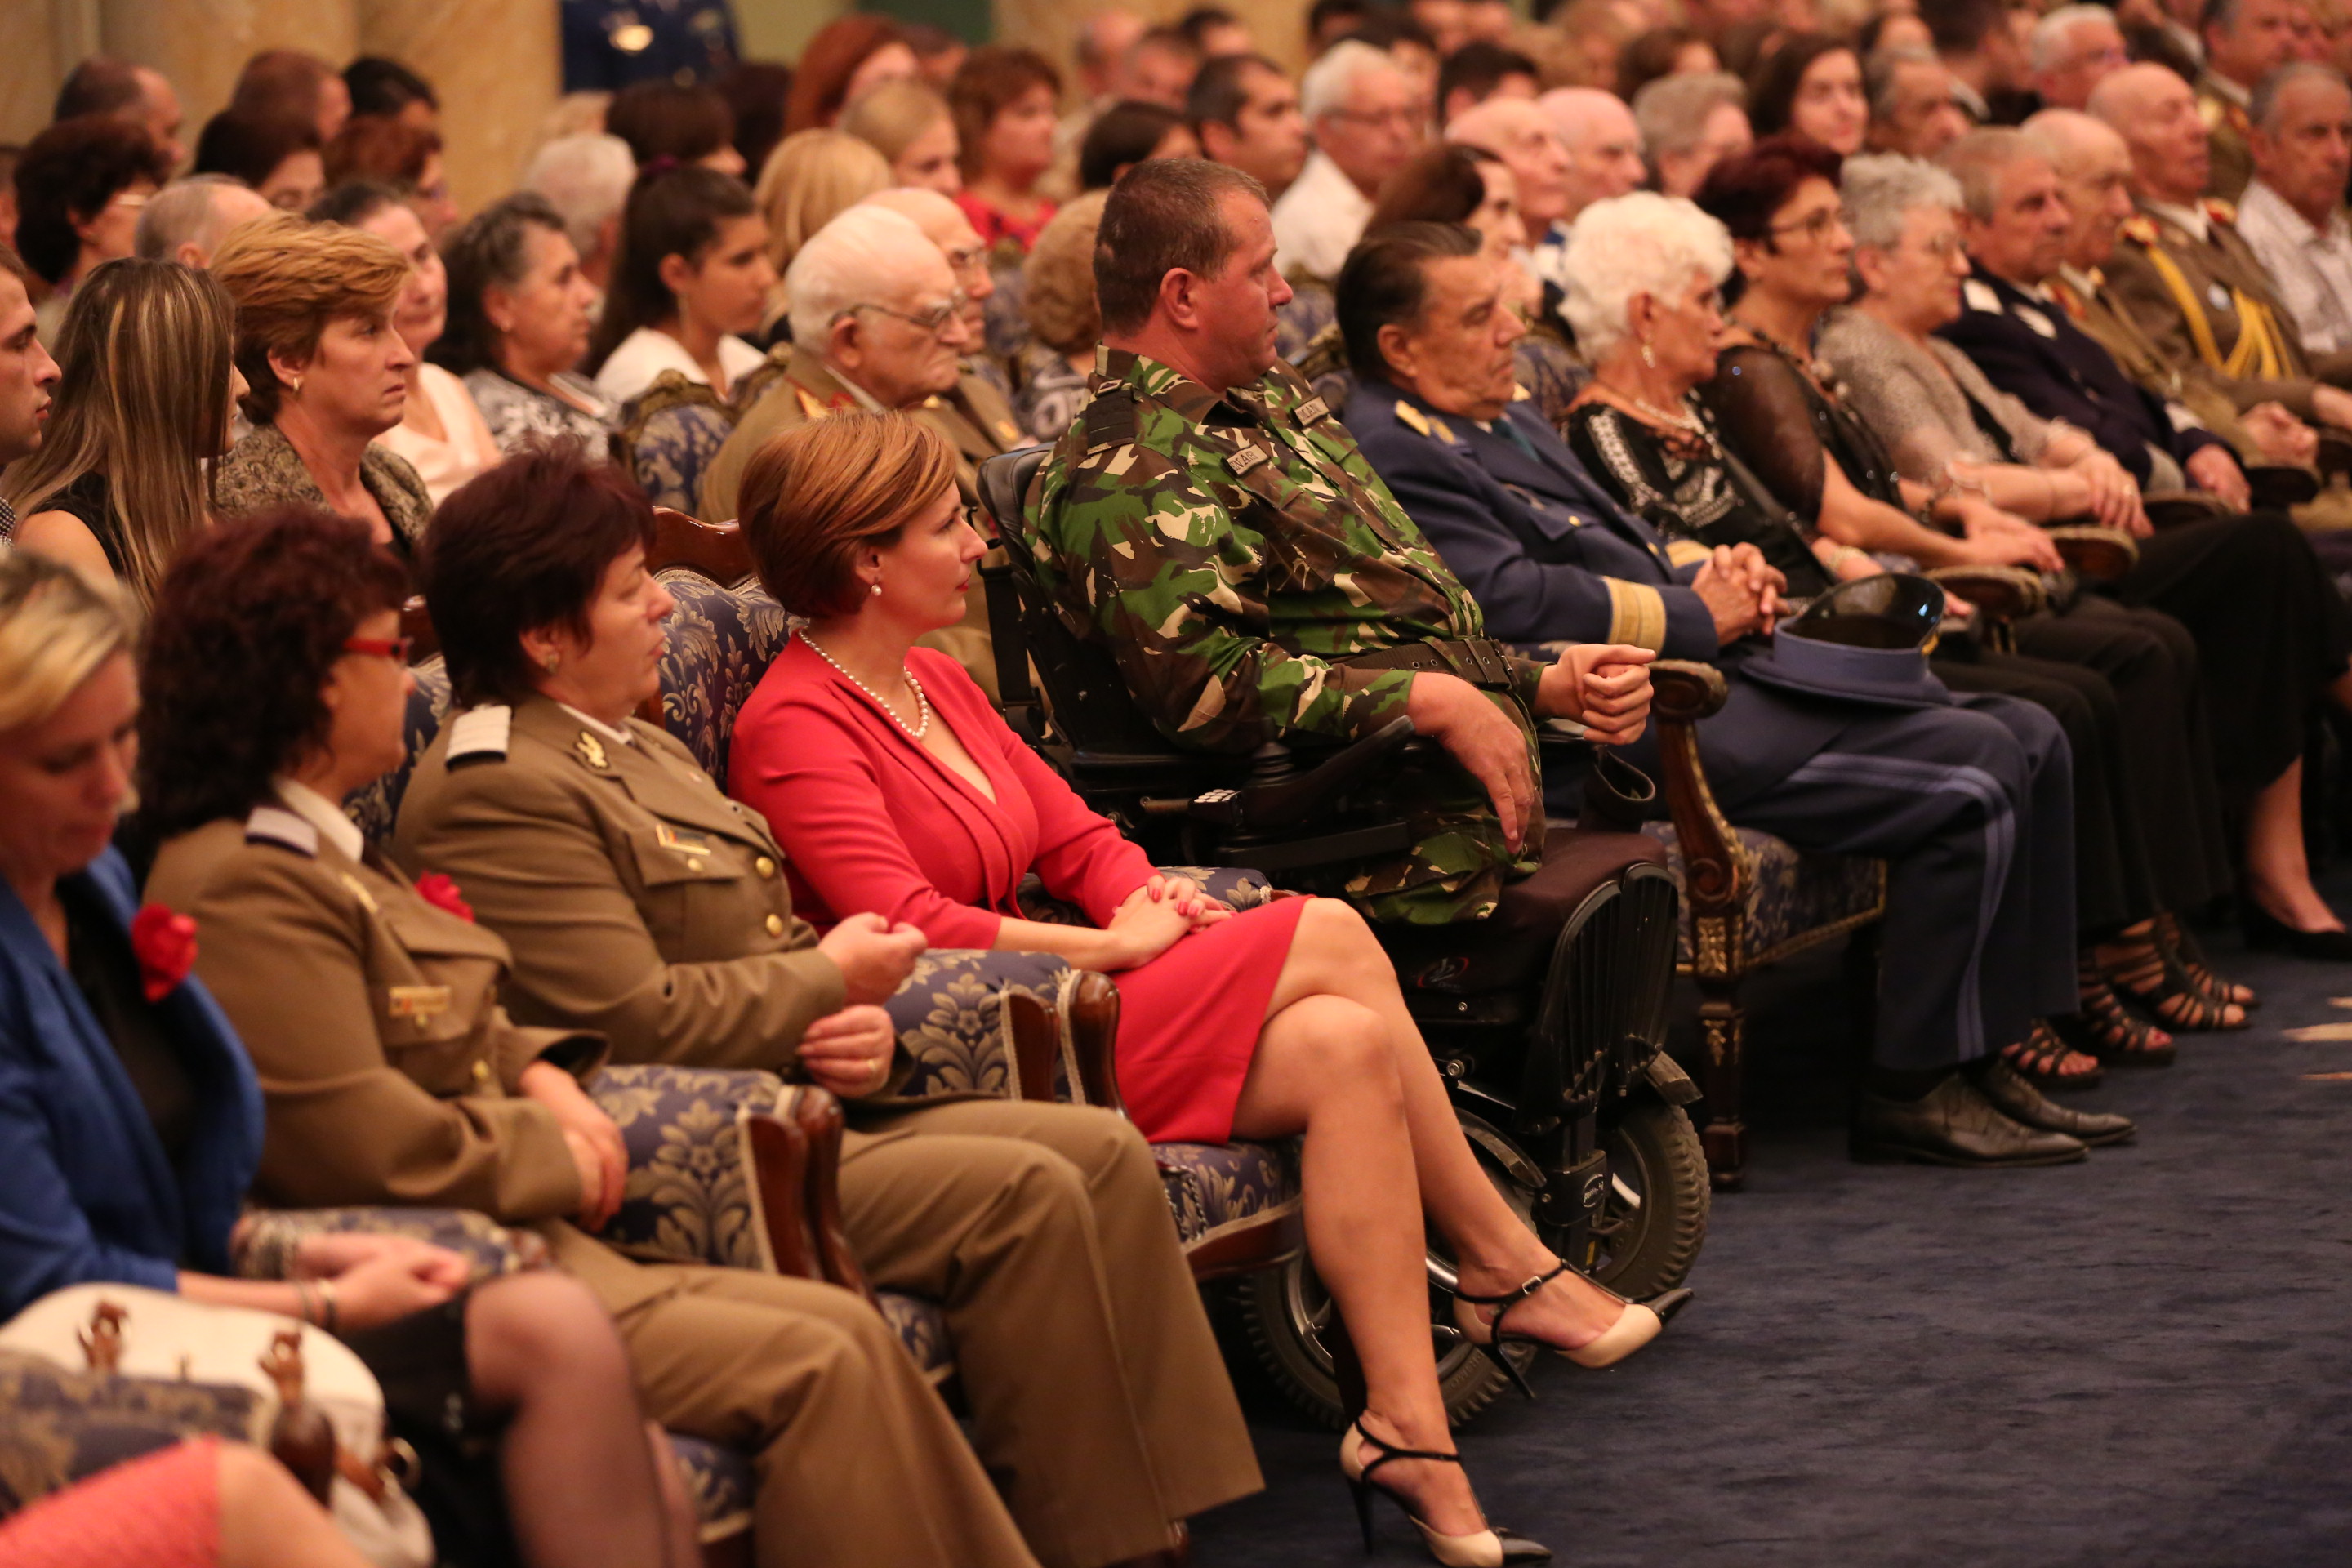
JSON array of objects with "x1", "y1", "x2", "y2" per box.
[
  {"x1": 470, "y1": 1060, "x2": 492, "y2": 1085},
  {"x1": 686, "y1": 857, "x2": 706, "y2": 873},
  {"x1": 754, "y1": 856, "x2": 777, "y2": 878},
  {"x1": 764, "y1": 913, "x2": 786, "y2": 938}
]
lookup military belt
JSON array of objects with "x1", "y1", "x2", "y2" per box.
[{"x1": 1341, "y1": 638, "x2": 1523, "y2": 693}]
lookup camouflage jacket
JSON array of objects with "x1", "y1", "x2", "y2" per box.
[{"x1": 1023, "y1": 346, "x2": 1546, "y2": 923}]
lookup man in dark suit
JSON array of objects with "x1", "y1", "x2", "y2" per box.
[{"x1": 1335, "y1": 220, "x2": 2112, "y2": 1168}]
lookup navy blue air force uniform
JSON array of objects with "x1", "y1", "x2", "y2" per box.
[{"x1": 1345, "y1": 381, "x2": 2077, "y2": 1068}]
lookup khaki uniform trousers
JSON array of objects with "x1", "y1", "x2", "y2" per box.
[
  {"x1": 842, "y1": 1098, "x2": 1263, "y2": 1568},
  {"x1": 552, "y1": 1232, "x2": 1039, "y2": 1568}
]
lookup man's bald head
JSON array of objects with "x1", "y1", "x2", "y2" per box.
[
  {"x1": 2023, "y1": 107, "x2": 2142, "y2": 270},
  {"x1": 1534, "y1": 87, "x2": 1644, "y2": 225},
  {"x1": 2022, "y1": 105, "x2": 2127, "y2": 176},
  {"x1": 2087, "y1": 62, "x2": 2209, "y2": 203}
]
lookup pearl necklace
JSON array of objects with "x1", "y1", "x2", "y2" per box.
[
  {"x1": 799, "y1": 631, "x2": 931, "y2": 738},
  {"x1": 1596, "y1": 378, "x2": 1706, "y2": 434}
]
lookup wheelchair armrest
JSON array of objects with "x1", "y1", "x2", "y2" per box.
[
  {"x1": 1646, "y1": 659, "x2": 1748, "y2": 925},
  {"x1": 1201, "y1": 716, "x2": 1416, "y2": 830},
  {"x1": 2044, "y1": 523, "x2": 2140, "y2": 583},
  {"x1": 746, "y1": 1087, "x2": 878, "y2": 1305},
  {"x1": 1926, "y1": 564, "x2": 2047, "y2": 621}
]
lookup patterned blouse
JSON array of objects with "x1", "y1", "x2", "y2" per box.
[
  {"x1": 212, "y1": 423, "x2": 435, "y2": 554},
  {"x1": 461, "y1": 367, "x2": 617, "y2": 461}
]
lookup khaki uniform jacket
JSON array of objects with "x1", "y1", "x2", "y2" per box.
[
  {"x1": 394, "y1": 696, "x2": 854, "y2": 1078},
  {"x1": 2198, "y1": 77, "x2": 2256, "y2": 203}
]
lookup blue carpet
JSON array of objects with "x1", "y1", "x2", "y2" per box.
[{"x1": 1188, "y1": 898, "x2": 2352, "y2": 1567}]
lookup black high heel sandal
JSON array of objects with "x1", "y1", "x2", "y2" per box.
[
  {"x1": 1450, "y1": 1262, "x2": 1686, "y2": 1400},
  {"x1": 1339, "y1": 1422, "x2": 1551, "y2": 1565}
]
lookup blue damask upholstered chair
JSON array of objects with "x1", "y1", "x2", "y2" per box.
[
  {"x1": 0, "y1": 1352, "x2": 258, "y2": 1519},
  {"x1": 616, "y1": 372, "x2": 741, "y2": 516}
]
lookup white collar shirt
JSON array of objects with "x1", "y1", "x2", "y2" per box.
[
  {"x1": 1269, "y1": 150, "x2": 1374, "y2": 283},
  {"x1": 2234, "y1": 180, "x2": 2352, "y2": 356}
]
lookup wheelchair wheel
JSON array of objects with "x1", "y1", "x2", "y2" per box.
[
  {"x1": 1236, "y1": 1138, "x2": 1536, "y2": 1431},
  {"x1": 1575, "y1": 1096, "x2": 1708, "y2": 1301}
]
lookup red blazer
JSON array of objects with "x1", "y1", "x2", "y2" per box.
[{"x1": 729, "y1": 638, "x2": 1157, "y2": 946}]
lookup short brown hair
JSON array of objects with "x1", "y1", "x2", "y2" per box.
[
  {"x1": 948, "y1": 47, "x2": 1064, "y2": 182},
  {"x1": 323, "y1": 114, "x2": 442, "y2": 191},
  {"x1": 737, "y1": 412, "x2": 959, "y2": 619},
  {"x1": 1024, "y1": 190, "x2": 1110, "y2": 355},
  {"x1": 1093, "y1": 157, "x2": 1267, "y2": 335},
  {"x1": 422, "y1": 447, "x2": 658, "y2": 708},
  {"x1": 210, "y1": 211, "x2": 412, "y2": 423}
]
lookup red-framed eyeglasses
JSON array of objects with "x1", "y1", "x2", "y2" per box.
[{"x1": 342, "y1": 635, "x2": 414, "y2": 662}]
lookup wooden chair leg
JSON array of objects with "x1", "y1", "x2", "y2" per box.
[{"x1": 1696, "y1": 978, "x2": 1748, "y2": 1192}]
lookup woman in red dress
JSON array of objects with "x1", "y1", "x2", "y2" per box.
[{"x1": 728, "y1": 412, "x2": 1681, "y2": 1564}]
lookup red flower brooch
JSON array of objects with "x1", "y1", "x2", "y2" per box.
[
  {"x1": 129, "y1": 905, "x2": 198, "y2": 1004},
  {"x1": 415, "y1": 873, "x2": 474, "y2": 923}
]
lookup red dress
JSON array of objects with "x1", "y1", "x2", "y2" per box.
[
  {"x1": 0, "y1": 1437, "x2": 221, "y2": 1567},
  {"x1": 730, "y1": 639, "x2": 1307, "y2": 1144}
]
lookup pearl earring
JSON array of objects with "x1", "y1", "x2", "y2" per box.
[
  {"x1": 870, "y1": 581, "x2": 883, "y2": 596},
  {"x1": 539, "y1": 650, "x2": 559, "y2": 671},
  {"x1": 1640, "y1": 339, "x2": 1656, "y2": 369}
]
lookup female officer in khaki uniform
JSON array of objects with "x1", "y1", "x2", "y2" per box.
[
  {"x1": 391, "y1": 451, "x2": 1260, "y2": 1568},
  {"x1": 139, "y1": 507, "x2": 1043, "y2": 1568}
]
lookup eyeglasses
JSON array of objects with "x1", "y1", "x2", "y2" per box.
[
  {"x1": 943, "y1": 245, "x2": 987, "y2": 274},
  {"x1": 840, "y1": 292, "x2": 970, "y2": 337},
  {"x1": 1768, "y1": 207, "x2": 1847, "y2": 243},
  {"x1": 342, "y1": 635, "x2": 414, "y2": 662},
  {"x1": 1330, "y1": 105, "x2": 1427, "y2": 132}
]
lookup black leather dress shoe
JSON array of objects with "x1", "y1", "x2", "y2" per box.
[
  {"x1": 1976, "y1": 1060, "x2": 2135, "y2": 1147},
  {"x1": 2243, "y1": 903, "x2": 2352, "y2": 962},
  {"x1": 1851, "y1": 1074, "x2": 2088, "y2": 1167}
]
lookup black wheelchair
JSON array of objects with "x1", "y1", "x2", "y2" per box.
[{"x1": 975, "y1": 449, "x2": 1708, "y2": 1426}]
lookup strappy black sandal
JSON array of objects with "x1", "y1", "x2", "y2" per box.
[
  {"x1": 2052, "y1": 956, "x2": 2176, "y2": 1068},
  {"x1": 2002, "y1": 1019, "x2": 2105, "y2": 1087},
  {"x1": 1450, "y1": 1263, "x2": 1680, "y2": 1399},
  {"x1": 1339, "y1": 1421, "x2": 1552, "y2": 1564},
  {"x1": 2155, "y1": 911, "x2": 2257, "y2": 1011},
  {"x1": 2098, "y1": 925, "x2": 2249, "y2": 1032}
]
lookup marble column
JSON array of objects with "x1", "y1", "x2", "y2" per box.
[{"x1": 358, "y1": 0, "x2": 558, "y2": 216}]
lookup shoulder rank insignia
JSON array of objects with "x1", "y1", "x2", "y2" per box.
[
  {"x1": 245, "y1": 804, "x2": 319, "y2": 856},
  {"x1": 1962, "y1": 278, "x2": 2002, "y2": 314},
  {"x1": 2118, "y1": 213, "x2": 2159, "y2": 246},
  {"x1": 1511, "y1": 382, "x2": 1532, "y2": 401},
  {"x1": 1395, "y1": 401, "x2": 1459, "y2": 443},
  {"x1": 996, "y1": 418, "x2": 1022, "y2": 445},
  {"x1": 576, "y1": 731, "x2": 610, "y2": 771},
  {"x1": 445, "y1": 705, "x2": 512, "y2": 765},
  {"x1": 2198, "y1": 94, "x2": 2226, "y2": 130},
  {"x1": 2203, "y1": 197, "x2": 2238, "y2": 227},
  {"x1": 2016, "y1": 304, "x2": 2058, "y2": 339}
]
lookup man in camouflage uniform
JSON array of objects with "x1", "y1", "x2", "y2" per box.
[{"x1": 1024, "y1": 158, "x2": 1654, "y2": 925}]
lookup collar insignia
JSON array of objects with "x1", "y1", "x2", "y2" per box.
[
  {"x1": 2016, "y1": 305, "x2": 2058, "y2": 338},
  {"x1": 336, "y1": 871, "x2": 380, "y2": 915},
  {"x1": 2118, "y1": 214, "x2": 2160, "y2": 246},
  {"x1": 2204, "y1": 197, "x2": 2238, "y2": 227},
  {"x1": 792, "y1": 385, "x2": 831, "y2": 421},
  {"x1": 577, "y1": 732, "x2": 610, "y2": 771},
  {"x1": 1962, "y1": 278, "x2": 2002, "y2": 314}
]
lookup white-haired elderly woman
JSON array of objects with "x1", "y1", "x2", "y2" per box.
[{"x1": 1822, "y1": 151, "x2": 2271, "y2": 1040}]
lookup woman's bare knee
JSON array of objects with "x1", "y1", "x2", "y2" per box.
[
  {"x1": 1245, "y1": 996, "x2": 1405, "y2": 1126},
  {"x1": 466, "y1": 1270, "x2": 630, "y2": 1405}
]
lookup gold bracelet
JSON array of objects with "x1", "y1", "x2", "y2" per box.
[{"x1": 315, "y1": 1280, "x2": 341, "y2": 1336}]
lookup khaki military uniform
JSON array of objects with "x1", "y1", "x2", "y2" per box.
[
  {"x1": 2198, "y1": 75, "x2": 2256, "y2": 203},
  {"x1": 394, "y1": 696, "x2": 1258, "y2": 1568},
  {"x1": 697, "y1": 346, "x2": 1013, "y2": 700},
  {"x1": 146, "y1": 800, "x2": 1040, "y2": 1568}
]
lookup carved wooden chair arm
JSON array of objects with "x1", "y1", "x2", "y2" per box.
[
  {"x1": 1927, "y1": 564, "x2": 2047, "y2": 622},
  {"x1": 1004, "y1": 973, "x2": 1130, "y2": 1116},
  {"x1": 1647, "y1": 658, "x2": 1747, "y2": 924},
  {"x1": 745, "y1": 1086, "x2": 878, "y2": 1307},
  {"x1": 2044, "y1": 524, "x2": 2140, "y2": 583}
]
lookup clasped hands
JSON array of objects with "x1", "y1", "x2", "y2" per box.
[{"x1": 1690, "y1": 542, "x2": 1786, "y2": 646}]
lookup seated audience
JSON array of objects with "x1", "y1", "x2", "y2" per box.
[
  {"x1": 2197, "y1": 0, "x2": 2305, "y2": 199},
  {"x1": 190, "y1": 109, "x2": 324, "y2": 212},
  {"x1": 0, "y1": 1437, "x2": 374, "y2": 1568},
  {"x1": 0, "y1": 245, "x2": 61, "y2": 545},
  {"x1": 232, "y1": 50, "x2": 349, "y2": 144},
  {"x1": 604, "y1": 80, "x2": 746, "y2": 177},
  {"x1": 1187, "y1": 53, "x2": 1310, "y2": 200},
  {"x1": 312, "y1": 182, "x2": 500, "y2": 505},
  {"x1": 520, "y1": 132, "x2": 635, "y2": 296},
  {"x1": 1930, "y1": 0, "x2": 2038, "y2": 127},
  {"x1": 1273, "y1": 41, "x2": 1424, "y2": 283},
  {"x1": 950, "y1": 47, "x2": 1065, "y2": 255},
  {"x1": 51, "y1": 56, "x2": 185, "y2": 172},
  {"x1": 12, "y1": 117, "x2": 173, "y2": 343},
  {"x1": 132, "y1": 174, "x2": 271, "y2": 268},
  {"x1": 2, "y1": 259, "x2": 235, "y2": 604},
  {"x1": 345, "y1": 54, "x2": 439, "y2": 131},
  {"x1": 1370, "y1": 144, "x2": 1527, "y2": 265},
  {"x1": 0, "y1": 549, "x2": 696, "y2": 1568},
  {"x1": 785, "y1": 16, "x2": 916, "y2": 136},
  {"x1": 2235, "y1": 63, "x2": 2352, "y2": 359},
  {"x1": 394, "y1": 448, "x2": 1262, "y2": 1568},
  {"x1": 858, "y1": 186, "x2": 1027, "y2": 461},
  {"x1": 1178, "y1": 4, "x2": 1254, "y2": 60},
  {"x1": 1748, "y1": 34, "x2": 1869, "y2": 155},
  {"x1": 208, "y1": 214, "x2": 432, "y2": 550},
  {"x1": 717, "y1": 60, "x2": 796, "y2": 176},
  {"x1": 1617, "y1": 26, "x2": 1722, "y2": 104},
  {"x1": 737, "y1": 408, "x2": 1682, "y2": 1564},
  {"x1": 750, "y1": 129, "x2": 893, "y2": 341},
  {"x1": 138, "y1": 506, "x2": 1044, "y2": 1568},
  {"x1": 322, "y1": 115, "x2": 456, "y2": 238},
  {"x1": 1339, "y1": 214, "x2": 2118, "y2": 1148},
  {"x1": 840, "y1": 78, "x2": 963, "y2": 194},
  {"x1": 1863, "y1": 48, "x2": 1976, "y2": 159},
  {"x1": 1634, "y1": 72, "x2": 1754, "y2": 198},
  {"x1": 433, "y1": 194, "x2": 616, "y2": 456},
  {"x1": 587, "y1": 166, "x2": 772, "y2": 404},
  {"x1": 1015, "y1": 191, "x2": 1109, "y2": 443},
  {"x1": 1525, "y1": 88, "x2": 1644, "y2": 283},
  {"x1": 1437, "y1": 39, "x2": 1541, "y2": 127},
  {"x1": 2031, "y1": 4, "x2": 2134, "y2": 113},
  {"x1": 1078, "y1": 101, "x2": 1200, "y2": 192},
  {"x1": 1114, "y1": 25, "x2": 1207, "y2": 111}
]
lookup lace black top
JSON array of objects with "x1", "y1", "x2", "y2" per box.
[
  {"x1": 1698, "y1": 338, "x2": 1909, "y2": 519},
  {"x1": 1565, "y1": 390, "x2": 1834, "y2": 597}
]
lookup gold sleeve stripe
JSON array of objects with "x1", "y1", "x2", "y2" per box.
[
  {"x1": 1664, "y1": 540, "x2": 1712, "y2": 568},
  {"x1": 1604, "y1": 578, "x2": 1668, "y2": 653}
]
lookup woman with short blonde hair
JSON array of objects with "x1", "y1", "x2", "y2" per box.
[
  {"x1": 207, "y1": 212, "x2": 433, "y2": 550},
  {"x1": 838, "y1": 78, "x2": 960, "y2": 194},
  {"x1": 749, "y1": 129, "x2": 892, "y2": 336},
  {"x1": 3, "y1": 258, "x2": 240, "y2": 606}
]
